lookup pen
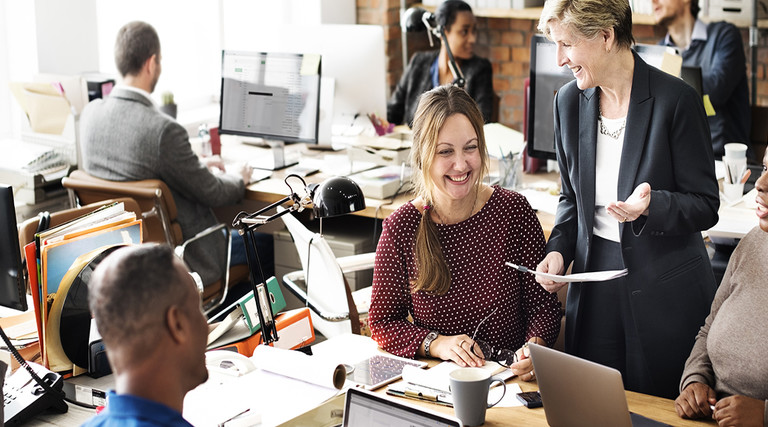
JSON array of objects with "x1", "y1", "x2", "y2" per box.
[
  {"x1": 740, "y1": 169, "x2": 751, "y2": 184},
  {"x1": 505, "y1": 262, "x2": 530, "y2": 273}
]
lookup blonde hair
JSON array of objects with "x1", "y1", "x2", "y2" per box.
[
  {"x1": 538, "y1": 0, "x2": 635, "y2": 50},
  {"x1": 410, "y1": 85, "x2": 488, "y2": 294}
]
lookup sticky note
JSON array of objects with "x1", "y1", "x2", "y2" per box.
[
  {"x1": 301, "y1": 54, "x2": 321, "y2": 76},
  {"x1": 703, "y1": 94, "x2": 716, "y2": 116}
]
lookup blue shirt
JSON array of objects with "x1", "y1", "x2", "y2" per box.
[{"x1": 81, "y1": 392, "x2": 193, "y2": 427}]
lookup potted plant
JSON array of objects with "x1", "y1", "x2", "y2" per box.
[{"x1": 159, "y1": 91, "x2": 177, "y2": 119}]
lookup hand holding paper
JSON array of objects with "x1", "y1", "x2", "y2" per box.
[{"x1": 506, "y1": 262, "x2": 628, "y2": 283}]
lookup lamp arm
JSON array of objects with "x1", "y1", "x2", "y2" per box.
[{"x1": 438, "y1": 26, "x2": 465, "y2": 88}]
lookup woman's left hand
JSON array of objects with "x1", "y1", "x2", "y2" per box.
[
  {"x1": 606, "y1": 182, "x2": 651, "y2": 223},
  {"x1": 508, "y1": 338, "x2": 544, "y2": 381},
  {"x1": 712, "y1": 395, "x2": 765, "y2": 427}
]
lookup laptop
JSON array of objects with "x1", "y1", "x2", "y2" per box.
[
  {"x1": 528, "y1": 343, "x2": 671, "y2": 427},
  {"x1": 343, "y1": 387, "x2": 461, "y2": 427}
]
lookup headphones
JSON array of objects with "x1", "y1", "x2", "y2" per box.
[{"x1": 36, "y1": 211, "x2": 51, "y2": 234}]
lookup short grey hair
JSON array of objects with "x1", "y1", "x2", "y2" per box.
[{"x1": 538, "y1": 0, "x2": 635, "y2": 50}]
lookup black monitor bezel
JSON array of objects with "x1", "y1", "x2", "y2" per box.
[
  {"x1": 0, "y1": 184, "x2": 28, "y2": 312},
  {"x1": 218, "y1": 50, "x2": 322, "y2": 145},
  {"x1": 526, "y1": 34, "x2": 573, "y2": 161}
]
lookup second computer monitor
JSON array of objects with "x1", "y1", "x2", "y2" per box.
[{"x1": 219, "y1": 50, "x2": 321, "y2": 144}]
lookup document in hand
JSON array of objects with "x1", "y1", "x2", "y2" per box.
[{"x1": 506, "y1": 262, "x2": 628, "y2": 283}]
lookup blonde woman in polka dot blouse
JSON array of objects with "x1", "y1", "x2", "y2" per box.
[{"x1": 368, "y1": 86, "x2": 562, "y2": 381}]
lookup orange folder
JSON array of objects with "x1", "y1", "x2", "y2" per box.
[{"x1": 215, "y1": 307, "x2": 315, "y2": 356}]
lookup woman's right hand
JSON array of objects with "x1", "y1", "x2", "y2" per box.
[
  {"x1": 429, "y1": 334, "x2": 485, "y2": 368},
  {"x1": 536, "y1": 252, "x2": 567, "y2": 293},
  {"x1": 675, "y1": 382, "x2": 716, "y2": 420}
]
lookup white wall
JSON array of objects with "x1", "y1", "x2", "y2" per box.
[
  {"x1": 35, "y1": 0, "x2": 99, "y2": 75},
  {"x1": 0, "y1": 0, "x2": 357, "y2": 142}
]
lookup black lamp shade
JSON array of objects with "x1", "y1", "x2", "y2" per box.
[
  {"x1": 312, "y1": 176, "x2": 366, "y2": 218},
  {"x1": 402, "y1": 7, "x2": 434, "y2": 33}
]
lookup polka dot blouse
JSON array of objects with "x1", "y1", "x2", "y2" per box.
[{"x1": 369, "y1": 186, "x2": 562, "y2": 359}]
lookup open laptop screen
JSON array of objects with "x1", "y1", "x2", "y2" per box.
[{"x1": 343, "y1": 388, "x2": 461, "y2": 427}]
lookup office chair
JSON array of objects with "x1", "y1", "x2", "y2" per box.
[
  {"x1": 61, "y1": 170, "x2": 182, "y2": 245},
  {"x1": 277, "y1": 206, "x2": 375, "y2": 339},
  {"x1": 61, "y1": 170, "x2": 247, "y2": 314}
]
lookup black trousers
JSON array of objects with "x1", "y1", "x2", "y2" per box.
[{"x1": 574, "y1": 235, "x2": 655, "y2": 395}]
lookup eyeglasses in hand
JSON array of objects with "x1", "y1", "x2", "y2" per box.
[{"x1": 469, "y1": 307, "x2": 520, "y2": 368}]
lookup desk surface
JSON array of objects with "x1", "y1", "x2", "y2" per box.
[
  {"x1": 284, "y1": 364, "x2": 717, "y2": 427},
  {"x1": 240, "y1": 142, "x2": 559, "y2": 237}
]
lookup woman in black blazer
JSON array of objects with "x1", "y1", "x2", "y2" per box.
[
  {"x1": 535, "y1": 0, "x2": 720, "y2": 399},
  {"x1": 387, "y1": 0, "x2": 494, "y2": 127}
]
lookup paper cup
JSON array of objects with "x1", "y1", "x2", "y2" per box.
[{"x1": 724, "y1": 143, "x2": 748, "y2": 159}]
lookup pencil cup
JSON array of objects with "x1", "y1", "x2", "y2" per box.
[
  {"x1": 723, "y1": 182, "x2": 745, "y2": 204},
  {"x1": 449, "y1": 368, "x2": 506, "y2": 426},
  {"x1": 723, "y1": 143, "x2": 748, "y2": 186},
  {"x1": 500, "y1": 152, "x2": 523, "y2": 190}
]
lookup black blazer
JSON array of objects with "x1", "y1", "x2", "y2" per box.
[
  {"x1": 386, "y1": 50, "x2": 494, "y2": 126},
  {"x1": 546, "y1": 52, "x2": 720, "y2": 398}
]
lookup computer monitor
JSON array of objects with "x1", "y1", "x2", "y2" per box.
[
  {"x1": 0, "y1": 184, "x2": 28, "y2": 312},
  {"x1": 219, "y1": 24, "x2": 387, "y2": 143},
  {"x1": 526, "y1": 36, "x2": 682, "y2": 160},
  {"x1": 218, "y1": 50, "x2": 322, "y2": 146},
  {"x1": 526, "y1": 34, "x2": 574, "y2": 160}
]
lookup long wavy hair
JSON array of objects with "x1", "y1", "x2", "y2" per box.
[{"x1": 410, "y1": 85, "x2": 488, "y2": 295}]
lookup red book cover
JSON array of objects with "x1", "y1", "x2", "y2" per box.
[{"x1": 24, "y1": 242, "x2": 44, "y2": 359}]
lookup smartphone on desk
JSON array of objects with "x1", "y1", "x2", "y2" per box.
[{"x1": 516, "y1": 391, "x2": 543, "y2": 408}]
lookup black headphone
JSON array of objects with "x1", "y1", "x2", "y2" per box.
[{"x1": 36, "y1": 211, "x2": 51, "y2": 234}]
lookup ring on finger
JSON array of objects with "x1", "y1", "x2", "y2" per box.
[{"x1": 458, "y1": 339, "x2": 465, "y2": 348}]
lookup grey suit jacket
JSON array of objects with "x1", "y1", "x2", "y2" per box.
[
  {"x1": 80, "y1": 87, "x2": 245, "y2": 281},
  {"x1": 547, "y1": 53, "x2": 720, "y2": 398}
]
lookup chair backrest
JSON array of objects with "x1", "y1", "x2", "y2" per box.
[
  {"x1": 279, "y1": 208, "x2": 353, "y2": 338},
  {"x1": 61, "y1": 170, "x2": 182, "y2": 246}
]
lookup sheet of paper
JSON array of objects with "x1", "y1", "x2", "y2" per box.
[
  {"x1": 492, "y1": 383, "x2": 524, "y2": 408},
  {"x1": 506, "y1": 262, "x2": 628, "y2": 283},
  {"x1": 401, "y1": 360, "x2": 504, "y2": 393}
]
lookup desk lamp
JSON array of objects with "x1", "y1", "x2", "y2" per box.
[
  {"x1": 232, "y1": 175, "x2": 365, "y2": 345},
  {"x1": 402, "y1": 7, "x2": 466, "y2": 88}
]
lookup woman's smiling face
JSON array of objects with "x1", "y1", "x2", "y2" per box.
[{"x1": 429, "y1": 113, "x2": 481, "y2": 204}]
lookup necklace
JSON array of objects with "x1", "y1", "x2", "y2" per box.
[
  {"x1": 433, "y1": 188, "x2": 480, "y2": 225},
  {"x1": 598, "y1": 104, "x2": 626, "y2": 139}
]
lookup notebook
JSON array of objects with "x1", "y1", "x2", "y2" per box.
[
  {"x1": 343, "y1": 387, "x2": 461, "y2": 427},
  {"x1": 528, "y1": 343, "x2": 671, "y2": 427}
]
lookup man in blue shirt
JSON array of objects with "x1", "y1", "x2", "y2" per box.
[
  {"x1": 653, "y1": 0, "x2": 751, "y2": 158},
  {"x1": 83, "y1": 244, "x2": 209, "y2": 426}
]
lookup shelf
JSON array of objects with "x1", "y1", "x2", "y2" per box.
[{"x1": 416, "y1": 3, "x2": 765, "y2": 27}]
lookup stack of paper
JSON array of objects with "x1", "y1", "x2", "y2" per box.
[{"x1": 24, "y1": 202, "x2": 142, "y2": 374}]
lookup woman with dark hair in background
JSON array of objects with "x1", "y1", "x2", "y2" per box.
[{"x1": 387, "y1": 0, "x2": 494, "y2": 127}]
